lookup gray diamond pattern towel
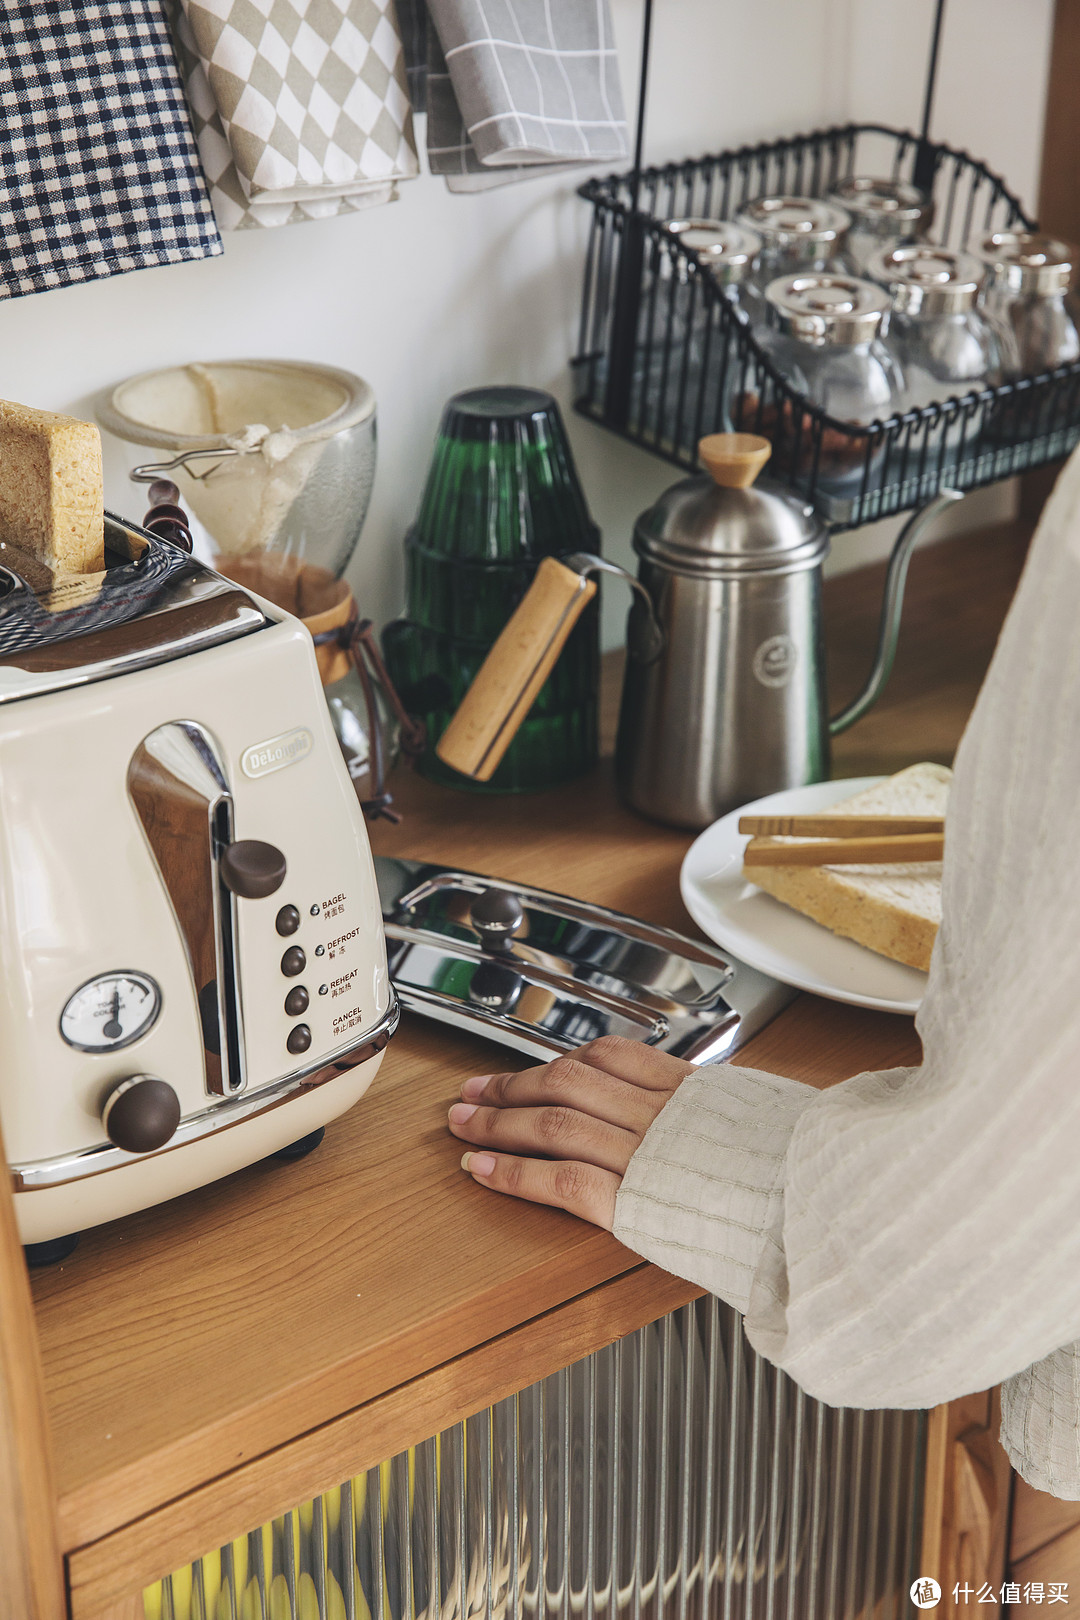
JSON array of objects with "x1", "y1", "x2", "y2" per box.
[
  {"x1": 421, "y1": 0, "x2": 629, "y2": 191},
  {"x1": 172, "y1": 0, "x2": 419, "y2": 229},
  {"x1": 0, "y1": 1, "x2": 222, "y2": 300}
]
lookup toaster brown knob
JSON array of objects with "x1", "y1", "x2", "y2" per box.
[
  {"x1": 220, "y1": 840, "x2": 287, "y2": 899},
  {"x1": 101, "y1": 1077, "x2": 181, "y2": 1154}
]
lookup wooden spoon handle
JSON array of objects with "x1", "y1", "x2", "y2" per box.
[
  {"x1": 436, "y1": 558, "x2": 597, "y2": 782},
  {"x1": 739, "y1": 815, "x2": 944, "y2": 837},
  {"x1": 744, "y1": 833, "x2": 944, "y2": 866}
]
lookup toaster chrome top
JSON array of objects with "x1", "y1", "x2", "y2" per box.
[
  {"x1": 377, "y1": 857, "x2": 794, "y2": 1064},
  {"x1": 0, "y1": 513, "x2": 268, "y2": 704}
]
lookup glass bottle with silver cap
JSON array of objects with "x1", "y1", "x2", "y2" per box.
[
  {"x1": 826, "y1": 176, "x2": 931, "y2": 278},
  {"x1": 978, "y1": 231, "x2": 1080, "y2": 374},
  {"x1": 870, "y1": 244, "x2": 1010, "y2": 411},
  {"x1": 661, "y1": 219, "x2": 765, "y2": 429},
  {"x1": 735, "y1": 196, "x2": 851, "y2": 290},
  {"x1": 753, "y1": 272, "x2": 905, "y2": 491}
]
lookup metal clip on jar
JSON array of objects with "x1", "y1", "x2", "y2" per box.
[
  {"x1": 753, "y1": 273, "x2": 905, "y2": 493},
  {"x1": 870, "y1": 244, "x2": 1006, "y2": 416},
  {"x1": 978, "y1": 231, "x2": 1080, "y2": 374},
  {"x1": 826, "y1": 176, "x2": 931, "y2": 278},
  {"x1": 735, "y1": 196, "x2": 851, "y2": 290}
]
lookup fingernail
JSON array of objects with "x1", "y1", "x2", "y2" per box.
[
  {"x1": 460, "y1": 1074, "x2": 492, "y2": 1101},
  {"x1": 448, "y1": 1102, "x2": 478, "y2": 1125},
  {"x1": 462, "y1": 1151, "x2": 496, "y2": 1176}
]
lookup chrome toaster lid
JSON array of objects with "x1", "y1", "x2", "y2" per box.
[
  {"x1": 0, "y1": 513, "x2": 269, "y2": 704},
  {"x1": 377, "y1": 856, "x2": 793, "y2": 1064}
]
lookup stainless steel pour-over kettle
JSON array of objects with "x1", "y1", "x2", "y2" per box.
[{"x1": 436, "y1": 434, "x2": 960, "y2": 829}]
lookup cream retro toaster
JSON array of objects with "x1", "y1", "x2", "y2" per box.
[{"x1": 0, "y1": 514, "x2": 397, "y2": 1250}]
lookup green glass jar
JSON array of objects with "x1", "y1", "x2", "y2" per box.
[{"x1": 383, "y1": 386, "x2": 600, "y2": 793}]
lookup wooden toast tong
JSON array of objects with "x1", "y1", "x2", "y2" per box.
[{"x1": 739, "y1": 815, "x2": 945, "y2": 867}]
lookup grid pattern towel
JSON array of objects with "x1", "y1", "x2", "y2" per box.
[
  {"x1": 421, "y1": 0, "x2": 629, "y2": 192},
  {"x1": 173, "y1": 0, "x2": 418, "y2": 230},
  {"x1": 614, "y1": 443, "x2": 1080, "y2": 1500},
  {"x1": 0, "y1": 2, "x2": 222, "y2": 300}
]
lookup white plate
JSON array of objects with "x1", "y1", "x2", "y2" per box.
[{"x1": 680, "y1": 778, "x2": 928, "y2": 1015}]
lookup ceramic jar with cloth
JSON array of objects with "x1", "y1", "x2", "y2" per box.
[
  {"x1": 0, "y1": 1, "x2": 221, "y2": 299},
  {"x1": 169, "y1": 0, "x2": 419, "y2": 228},
  {"x1": 400, "y1": 0, "x2": 629, "y2": 191}
]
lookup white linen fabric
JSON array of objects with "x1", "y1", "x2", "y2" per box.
[
  {"x1": 170, "y1": 0, "x2": 418, "y2": 230},
  {"x1": 615, "y1": 445, "x2": 1080, "y2": 1499}
]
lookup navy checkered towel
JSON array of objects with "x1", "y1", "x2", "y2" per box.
[{"x1": 0, "y1": 2, "x2": 222, "y2": 300}]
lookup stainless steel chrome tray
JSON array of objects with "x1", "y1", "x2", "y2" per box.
[{"x1": 375, "y1": 856, "x2": 794, "y2": 1064}]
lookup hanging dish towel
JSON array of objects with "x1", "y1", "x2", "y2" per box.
[
  {"x1": 419, "y1": 0, "x2": 629, "y2": 192},
  {"x1": 172, "y1": 0, "x2": 419, "y2": 229},
  {"x1": 0, "y1": 2, "x2": 222, "y2": 300}
]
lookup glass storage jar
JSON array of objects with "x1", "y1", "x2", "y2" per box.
[
  {"x1": 826, "y1": 176, "x2": 931, "y2": 278},
  {"x1": 663, "y1": 219, "x2": 765, "y2": 431},
  {"x1": 870, "y1": 245, "x2": 1007, "y2": 408},
  {"x1": 978, "y1": 231, "x2": 1080, "y2": 373},
  {"x1": 753, "y1": 273, "x2": 905, "y2": 492},
  {"x1": 736, "y1": 196, "x2": 851, "y2": 291}
]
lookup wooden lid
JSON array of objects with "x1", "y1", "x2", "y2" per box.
[{"x1": 698, "y1": 433, "x2": 772, "y2": 489}]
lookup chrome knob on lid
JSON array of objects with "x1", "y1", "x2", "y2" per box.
[
  {"x1": 978, "y1": 230, "x2": 1077, "y2": 295},
  {"x1": 826, "y1": 176, "x2": 930, "y2": 237},
  {"x1": 664, "y1": 218, "x2": 762, "y2": 285},
  {"x1": 764, "y1": 272, "x2": 892, "y2": 344},
  {"x1": 736, "y1": 195, "x2": 851, "y2": 265},
  {"x1": 868, "y1": 244, "x2": 984, "y2": 314}
]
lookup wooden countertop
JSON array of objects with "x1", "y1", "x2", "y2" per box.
[{"x1": 33, "y1": 520, "x2": 1032, "y2": 1575}]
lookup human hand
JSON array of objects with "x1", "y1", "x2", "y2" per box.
[{"x1": 447, "y1": 1036, "x2": 695, "y2": 1230}]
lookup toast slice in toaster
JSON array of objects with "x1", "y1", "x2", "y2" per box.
[
  {"x1": 743, "y1": 762, "x2": 951, "y2": 971},
  {"x1": 0, "y1": 399, "x2": 105, "y2": 576}
]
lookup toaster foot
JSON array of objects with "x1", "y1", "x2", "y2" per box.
[
  {"x1": 268, "y1": 1127, "x2": 326, "y2": 1163},
  {"x1": 24, "y1": 1233, "x2": 80, "y2": 1267}
]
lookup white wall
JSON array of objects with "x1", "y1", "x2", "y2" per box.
[{"x1": 0, "y1": 0, "x2": 1055, "y2": 645}]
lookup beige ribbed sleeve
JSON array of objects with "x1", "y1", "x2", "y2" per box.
[{"x1": 614, "y1": 446, "x2": 1080, "y2": 1499}]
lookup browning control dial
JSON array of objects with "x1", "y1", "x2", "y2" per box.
[{"x1": 60, "y1": 972, "x2": 161, "y2": 1053}]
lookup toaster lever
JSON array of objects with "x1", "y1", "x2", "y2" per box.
[
  {"x1": 220, "y1": 840, "x2": 287, "y2": 900},
  {"x1": 128, "y1": 721, "x2": 247, "y2": 1096}
]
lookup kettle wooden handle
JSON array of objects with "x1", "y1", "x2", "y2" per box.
[{"x1": 436, "y1": 557, "x2": 597, "y2": 782}]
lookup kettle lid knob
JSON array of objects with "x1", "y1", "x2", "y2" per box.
[{"x1": 698, "y1": 433, "x2": 772, "y2": 489}]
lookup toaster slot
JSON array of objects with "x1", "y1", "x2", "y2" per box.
[{"x1": 128, "y1": 721, "x2": 246, "y2": 1095}]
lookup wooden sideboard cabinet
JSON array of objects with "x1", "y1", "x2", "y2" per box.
[{"x1": 3, "y1": 521, "x2": 1072, "y2": 1620}]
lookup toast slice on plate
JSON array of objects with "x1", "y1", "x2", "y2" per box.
[{"x1": 743, "y1": 762, "x2": 951, "y2": 971}]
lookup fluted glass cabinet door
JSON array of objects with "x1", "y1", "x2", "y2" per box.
[{"x1": 145, "y1": 1296, "x2": 924, "y2": 1620}]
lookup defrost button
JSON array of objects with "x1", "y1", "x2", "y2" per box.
[{"x1": 281, "y1": 946, "x2": 306, "y2": 977}]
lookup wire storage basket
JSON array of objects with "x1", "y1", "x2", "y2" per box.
[{"x1": 572, "y1": 123, "x2": 1080, "y2": 529}]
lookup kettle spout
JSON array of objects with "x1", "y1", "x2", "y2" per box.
[{"x1": 829, "y1": 488, "x2": 964, "y2": 736}]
